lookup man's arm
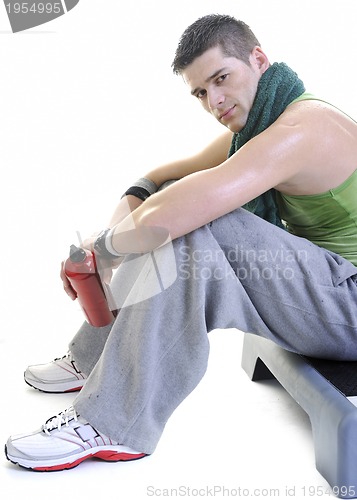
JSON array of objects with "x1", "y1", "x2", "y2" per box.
[
  {"x1": 107, "y1": 130, "x2": 233, "y2": 227},
  {"x1": 108, "y1": 113, "x2": 307, "y2": 254},
  {"x1": 143, "y1": 130, "x2": 234, "y2": 187},
  {"x1": 65, "y1": 130, "x2": 233, "y2": 295}
]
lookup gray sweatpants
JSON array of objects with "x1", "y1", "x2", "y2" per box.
[{"x1": 71, "y1": 208, "x2": 357, "y2": 454}]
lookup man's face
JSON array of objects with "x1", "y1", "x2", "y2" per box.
[{"x1": 182, "y1": 46, "x2": 268, "y2": 133}]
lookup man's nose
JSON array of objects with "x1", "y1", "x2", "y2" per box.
[{"x1": 207, "y1": 88, "x2": 225, "y2": 112}]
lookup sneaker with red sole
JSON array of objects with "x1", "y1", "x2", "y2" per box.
[
  {"x1": 5, "y1": 406, "x2": 146, "y2": 471},
  {"x1": 24, "y1": 352, "x2": 87, "y2": 393}
]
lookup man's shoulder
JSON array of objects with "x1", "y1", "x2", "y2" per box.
[{"x1": 279, "y1": 98, "x2": 355, "y2": 128}]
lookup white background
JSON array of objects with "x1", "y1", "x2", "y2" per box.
[{"x1": 1, "y1": 1, "x2": 357, "y2": 498}]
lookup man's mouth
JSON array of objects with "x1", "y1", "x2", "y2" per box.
[{"x1": 219, "y1": 105, "x2": 236, "y2": 121}]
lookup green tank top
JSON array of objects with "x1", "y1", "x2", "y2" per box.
[
  {"x1": 276, "y1": 92, "x2": 357, "y2": 266},
  {"x1": 277, "y1": 169, "x2": 357, "y2": 266}
]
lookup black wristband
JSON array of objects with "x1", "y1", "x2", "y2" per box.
[
  {"x1": 124, "y1": 186, "x2": 151, "y2": 201},
  {"x1": 94, "y1": 229, "x2": 119, "y2": 260}
]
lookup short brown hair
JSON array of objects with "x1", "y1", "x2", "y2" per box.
[{"x1": 172, "y1": 14, "x2": 260, "y2": 74}]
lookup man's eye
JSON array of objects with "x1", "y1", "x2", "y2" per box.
[
  {"x1": 196, "y1": 89, "x2": 207, "y2": 99},
  {"x1": 217, "y1": 74, "x2": 228, "y2": 84}
]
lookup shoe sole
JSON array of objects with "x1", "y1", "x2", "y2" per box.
[
  {"x1": 5, "y1": 444, "x2": 146, "y2": 471},
  {"x1": 24, "y1": 377, "x2": 84, "y2": 394}
]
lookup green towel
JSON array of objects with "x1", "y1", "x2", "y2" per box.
[{"x1": 228, "y1": 62, "x2": 305, "y2": 228}]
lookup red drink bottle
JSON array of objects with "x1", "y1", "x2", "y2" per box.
[{"x1": 64, "y1": 245, "x2": 115, "y2": 327}]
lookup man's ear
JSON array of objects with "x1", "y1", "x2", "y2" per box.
[{"x1": 250, "y1": 46, "x2": 270, "y2": 73}]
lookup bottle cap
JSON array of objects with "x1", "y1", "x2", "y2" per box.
[{"x1": 69, "y1": 244, "x2": 87, "y2": 263}]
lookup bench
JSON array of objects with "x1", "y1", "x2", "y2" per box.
[{"x1": 241, "y1": 333, "x2": 357, "y2": 499}]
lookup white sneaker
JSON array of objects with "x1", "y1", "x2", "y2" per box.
[
  {"x1": 5, "y1": 406, "x2": 146, "y2": 471},
  {"x1": 24, "y1": 352, "x2": 87, "y2": 393}
]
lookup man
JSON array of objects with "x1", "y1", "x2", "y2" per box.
[{"x1": 5, "y1": 14, "x2": 357, "y2": 471}]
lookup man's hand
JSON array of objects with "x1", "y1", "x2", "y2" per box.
[
  {"x1": 60, "y1": 261, "x2": 77, "y2": 300},
  {"x1": 80, "y1": 232, "x2": 123, "y2": 284},
  {"x1": 60, "y1": 231, "x2": 123, "y2": 301}
]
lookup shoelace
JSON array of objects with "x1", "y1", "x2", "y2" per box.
[
  {"x1": 42, "y1": 406, "x2": 78, "y2": 436},
  {"x1": 54, "y1": 352, "x2": 83, "y2": 375},
  {"x1": 54, "y1": 351, "x2": 75, "y2": 365}
]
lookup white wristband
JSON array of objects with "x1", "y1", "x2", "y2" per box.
[{"x1": 105, "y1": 227, "x2": 125, "y2": 257}]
